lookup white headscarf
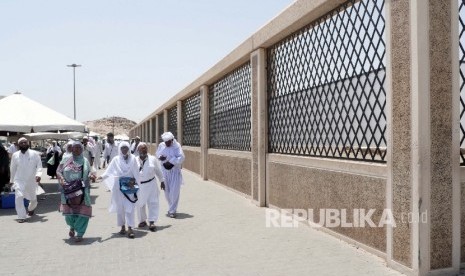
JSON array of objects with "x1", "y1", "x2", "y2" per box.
[
  {"x1": 119, "y1": 141, "x2": 131, "y2": 157},
  {"x1": 161, "y1": 132, "x2": 174, "y2": 142}
]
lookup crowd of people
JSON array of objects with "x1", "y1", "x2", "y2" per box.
[{"x1": 1, "y1": 131, "x2": 185, "y2": 242}]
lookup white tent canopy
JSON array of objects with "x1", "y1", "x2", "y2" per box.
[
  {"x1": 114, "y1": 134, "x2": 129, "y2": 141},
  {"x1": 0, "y1": 92, "x2": 86, "y2": 133},
  {"x1": 23, "y1": 132, "x2": 85, "y2": 141}
]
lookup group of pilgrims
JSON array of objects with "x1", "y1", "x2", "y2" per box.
[{"x1": 6, "y1": 131, "x2": 185, "y2": 242}]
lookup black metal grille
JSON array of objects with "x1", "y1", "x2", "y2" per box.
[
  {"x1": 209, "y1": 62, "x2": 251, "y2": 151},
  {"x1": 268, "y1": 0, "x2": 386, "y2": 162},
  {"x1": 459, "y1": 0, "x2": 465, "y2": 165},
  {"x1": 168, "y1": 106, "x2": 178, "y2": 139},
  {"x1": 182, "y1": 92, "x2": 201, "y2": 146},
  {"x1": 158, "y1": 114, "x2": 164, "y2": 144}
]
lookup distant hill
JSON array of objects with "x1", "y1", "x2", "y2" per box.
[{"x1": 83, "y1": 116, "x2": 136, "y2": 137}]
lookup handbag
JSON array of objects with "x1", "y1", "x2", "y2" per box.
[
  {"x1": 62, "y1": 167, "x2": 85, "y2": 205},
  {"x1": 162, "y1": 162, "x2": 174, "y2": 170},
  {"x1": 119, "y1": 177, "x2": 138, "y2": 203},
  {"x1": 63, "y1": 179, "x2": 84, "y2": 199},
  {"x1": 47, "y1": 155, "x2": 55, "y2": 166}
]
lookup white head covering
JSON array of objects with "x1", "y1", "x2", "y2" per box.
[
  {"x1": 161, "y1": 132, "x2": 174, "y2": 142},
  {"x1": 72, "y1": 140, "x2": 84, "y2": 150},
  {"x1": 119, "y1": 141, "x2": 131, "y2": 156},
  {"x1": 18, "y1": 137, "x2": 27, "y2": 143},
  {"x1": 66, "y1": 140, "x2": 74, "y2": 150}
]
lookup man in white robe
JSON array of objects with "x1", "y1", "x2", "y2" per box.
[
  {"x1": 92, "y1": 136, "x2": 102, "y2": 170},
  {"x1": 156, "y1": 132, "x2": 185, "y2": 218},
  {"x1": 130, "y1": 136, "x2": 141, "y2": 157},
  {"x1": 99, "y1": 141, "x2": 141, "y2": 238},
  {"x1": 136, "y1": 143, "x2": 164, "y2": 231},
  {"x1": 102, "y1": 133, "x2": 119, "y2": 168},
  {"x1": 9, "y1": 137, "x2": 42, "y2": 223},
  {"x1": 7, "y1": 142, "x2": 18, "y2": 159},
  {"x1": 82, "y1": 136, "x2": 94, "y2": 167}
]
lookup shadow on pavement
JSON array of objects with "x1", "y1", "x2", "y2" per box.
[
  {"x1": 98, "y1": 229, "x2": 149, "y2": 243},
  {"x1": 27, "y1": 214, "x2": 48, "y2": 223},
  {"x1": 166, "y1": 213, "x2": 193, "y2": 220},
  {"x1": 63, "y1": 237, "x2": 102, "y2": 245},
  {"x1": 136, "y1": 224, "x2": 172, "y2": 232}
]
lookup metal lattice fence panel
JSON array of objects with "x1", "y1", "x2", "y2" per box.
[
  {"x1": 168, "y1": 106, "x2": 178, "y2": 139},
  {"x1": 268, "y1": 0, "x2": 386, "y2": 162},
  {"x1": 158, "y1": 114, "x2": 164, "y2": 143},
  {"x1": 459, "y1": 0, "x2": 465, "y2": 165},
  {"x1": 182, "y1": 92, "x2": 201, "y2": 146},
  {"x1": 209, "y1": 62, "x2": 251, "y2": 151}
]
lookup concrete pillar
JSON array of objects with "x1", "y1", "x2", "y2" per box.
[
  {"x1": 163, "y1": 110, "x2": 168, "y2": 133},
  {"x1": 386, "y1": 0, "x2": 460, "y2": 275},
  {"x1": 177, "y1": 100, "x2": 183, "y2": 145},
  {"x1": 149, "y1": 118, "x2": 153, "y2": 146},
  {"x1": 251, "y1": 48, "x2": 267, "y2": 207},
  {"x1": 200, "y1": 85, "x2": 209, "y2": 180},
  {"x1": 155, "y1": 114, "x2": 159, "y2": 146}
]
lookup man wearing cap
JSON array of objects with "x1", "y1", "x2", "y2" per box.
[
  {"x1": 136, "y1": 142, "x2": 164, "y2": 231},
  {"x1": 156, "y1": 132, "x2": 185, "y2": 218},
  {"x1": 103, "y1": 132, "x2": 118, "y2": 168},
  {"x1": 130, "y1": 136, "x2": 141, "y2": 157},
  {"x1": 82, "y1": 136, "x2": 94, "y2": 167},
  {"x1": 9, "y1": 137, "x2": 43, "y2": 223}
]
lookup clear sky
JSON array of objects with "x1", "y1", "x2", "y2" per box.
[{"x1": 0, "y1": 0, "x2": 293, "y2": 123}]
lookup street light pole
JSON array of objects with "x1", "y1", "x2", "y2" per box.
[{"x1": 67, "y1": 64, "x2": 81, "y2": 120}]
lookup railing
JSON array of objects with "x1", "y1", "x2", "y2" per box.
[{"x1": 182, "y1": 92, "x2": 201, "y2": 147}]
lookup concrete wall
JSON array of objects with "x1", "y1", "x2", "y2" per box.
[
  {"x1": 183, "y1": 146, "x2": 201, "y2": 175},
  {"x1": 207, "y1": 149, "x2": 251, "y2": 196},
  {"x1": 267, "y1": 154, "x2": 387, "y2": 253}
]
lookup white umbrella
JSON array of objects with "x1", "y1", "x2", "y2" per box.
[{"x1": 0, "y1": 92, "x2": 86, "y2": 133}]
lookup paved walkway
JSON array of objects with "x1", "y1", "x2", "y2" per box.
[{"x1": 0, "y1": 169, "x2": 403, "y2": 276}]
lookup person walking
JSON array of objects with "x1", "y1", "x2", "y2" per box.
[
  {"x1": 156, "y1": 132, "x2": 185, "y2": 218},
  {"x1": 102, "y1": 133, "x2": 118, "y2": 169},
  {"x1": 46, "y1": 141, "x2": 61, "y2": 179},
  {"x1": 136, "y1": 143, "x2": 164, "y2": 231},
  {"x1": 130, "y1": 136, "x2": 141, "y2": 157},
  {"x1": 99, "y1": 142, "x2": 141, "y2": 238},
  {"x1": 8, "y1": 137, "x2": 42, "y2": 223},
  {"x1": 56, "y1": 141, "x2": 95, "y2": 242}
]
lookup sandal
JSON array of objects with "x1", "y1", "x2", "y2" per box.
[
  {"x1": 69, "y1": 229, "x2": 75, "y2": 237},
  {"x1": 127, "y1": 228, "x2": 135, "y2": 239},
  {"x1": 74, "y1": 237, "x2": 83, "y2": 243},
  {"x1": 119, "y1": 226, "x2": 126, "y2": 235},
  {"x1": 138, "y1": 221, "x2": 147, "y2": 228},
  {"x1": 17, "y1": 219, "x2": 26, "y2": 223},
  {"x1": 149, "y1": 224, "x2": 157, "y2": 232}
]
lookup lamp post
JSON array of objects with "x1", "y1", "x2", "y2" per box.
[{"x1": 67, "y1": 64, "x2": 81, "y2": 120}]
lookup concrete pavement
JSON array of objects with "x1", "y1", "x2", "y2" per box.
[{"x1": 0, "y1": 169, "x2": 404, "y2": 276}]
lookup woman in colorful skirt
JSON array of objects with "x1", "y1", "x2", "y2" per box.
[{"x1": 56, "y1": 141, "x2": 95, "y2": 242}]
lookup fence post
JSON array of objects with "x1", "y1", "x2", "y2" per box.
[
  {"x1": 251, "y1": 48, "x2": 267, "y2": 207},
  {"x1": 177, "y1": 100, "x2": 183, "y2": 145},
  {"x1": 200, "y1": 85, "x2": 209, "y2": 180}
]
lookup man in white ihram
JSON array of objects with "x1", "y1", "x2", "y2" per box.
[
  {"x1": 9, "y1": 137, "x2": 42, "y2": 223},
  {"x1": 156, "y1": 132, "x2": 185, "y2": 218},
  {"x1": 136, "y1": 143, "x2": 164, "y2": 231}
]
